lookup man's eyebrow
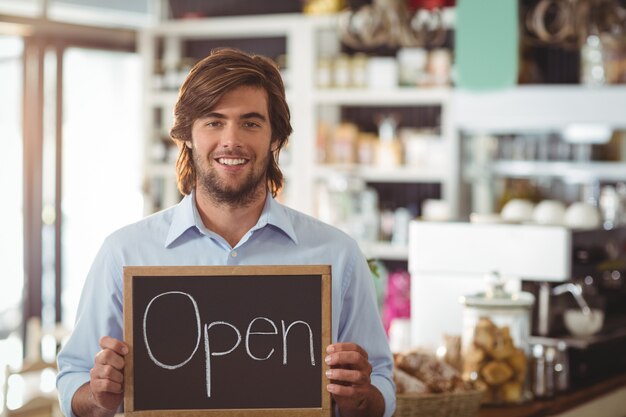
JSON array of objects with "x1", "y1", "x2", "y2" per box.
[
  {"x1": 240, "y1": 112, "x2": 267, "y2": 121},
  {"x1": 201, "y1": 111, "x2": 267, "y2": 121},
  {"x1": 203, "y1": 112, "x2": 226, "y2": 119}
]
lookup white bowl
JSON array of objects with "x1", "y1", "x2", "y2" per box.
[
  {"x1": 563, "y1": 309, "x2": 604, "y2": 337},
  {"x1": 532, "y1": 200, "x2": 566, "y2": 225},
  {"x1": 469, "y1": 213, "x2": 505, "y2": 224},
  {"x1": 501, "y1": 199, "x2": 535, "y2": 223},
  {"x1": 564, "y1": 202, "x2": 601, "y2": 229}
]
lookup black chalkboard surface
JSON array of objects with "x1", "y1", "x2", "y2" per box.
[{"x1": 123, "y1": 265, "x2": 332, "y2": 417}]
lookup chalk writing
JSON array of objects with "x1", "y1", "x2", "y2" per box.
[
  {"x1": 142, "y1": 291, "x2": 201, "y2": 369},
  {"x1": 142, "y1": 291, "x2": 316, "y2": 398}
]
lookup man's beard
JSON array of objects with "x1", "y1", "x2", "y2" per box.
[{"x1": 193, "y1": 150, "x2": 269, "y2": 207}]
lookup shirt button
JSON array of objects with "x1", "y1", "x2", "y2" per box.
[{"x1": 231, "y1": 251, "x2": 238, "y2": 258}]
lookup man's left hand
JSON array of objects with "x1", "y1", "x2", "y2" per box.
[{"x1": 325, "y1": 342, "x2": 385, "y2": 417}]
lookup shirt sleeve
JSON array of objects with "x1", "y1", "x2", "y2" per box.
[
  {"x1": 56, "y1": 239, "x2": 124, "y2": 417},
  {"x1": 336, "y1": 247, "x2": 396, "y2": 417}
]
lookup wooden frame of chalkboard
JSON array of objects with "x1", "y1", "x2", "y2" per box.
[{"x1": 123, "y1": 265, "x2": 332, "y2": 417}]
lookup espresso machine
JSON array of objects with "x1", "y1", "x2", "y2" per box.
[
  {"x1": 521, "y1": 226, "x2": 626, "y2": 389},
  {"x1": 409, "y1": 221, "x2": 626, "y2": 391}
]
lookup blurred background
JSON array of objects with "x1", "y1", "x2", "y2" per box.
[{"x1": 1, "y1": 0, "x2": 626, "y2": 415}]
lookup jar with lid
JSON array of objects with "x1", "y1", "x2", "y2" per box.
[{"x1": 459, "y1": 272, "x2": 535, "y2": 404}]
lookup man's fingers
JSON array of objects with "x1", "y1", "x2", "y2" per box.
[
  {"x1": 91, "y1": 364, "x2": 124, "y2": 384},
  {"x1": 326, "y1": 383, "x2": 357, "y2": 397},
  {"x1": 99, "y1": 336, "x2": 129, "y2": 356},
  {"x1": 95, "y1": 348, "x2": 125, "y2": 370},
  {"x1": 326, "y1": 342, "x2": 368, "y2": 360},
  {"x1": 90, "y1": 376, "x2": 123, "y2": 394},
  {"x1": 326, "y1": 368, "x2": 370, "y2": 386},
  {"x1": 325, "y1": 350, "x2": 372, "y2": 372}
]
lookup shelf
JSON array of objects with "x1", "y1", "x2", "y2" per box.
[
  {"x1": 358, "y1": 241, "x2": 408, "y2": 261},
  {"x1": 148, "y1": 89, "x2": 296, "y2": 107},
  {"x1": 489, "y1": 160, "x2": 626, "y2": 182},
  {"x1": 139, "y1": 10, "x2": 460, "y2": 219},
  {"x1": 147, "y1": 13, "x2": 307, "y2": 38},
  {"x1": 314, "y1": 164, "x2": 448, "y2": 183},
  {"x1": 455, "y1": 85, "x2": 626, "y2": 133},
  {"x1": 314, "y1": 87, "x2": 452, "y2": 106}
]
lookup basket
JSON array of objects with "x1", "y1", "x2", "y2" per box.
[{"x1": 393, "y1": 389, "x2": 485, "y2": 417}]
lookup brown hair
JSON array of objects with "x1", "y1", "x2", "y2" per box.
[{"x1": 170, "y1": 48, "x2": 292, "y2": 197}]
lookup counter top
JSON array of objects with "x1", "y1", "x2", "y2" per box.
[{"x1": 478, "y1": 372, "x2": 626, "y2": 417}]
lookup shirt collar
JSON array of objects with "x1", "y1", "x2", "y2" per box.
[{"x1": 164, "y1": 190, "x2": 298, "y2": 247}]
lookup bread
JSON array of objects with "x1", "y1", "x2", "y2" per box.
[
  {"x1": 395, "y1": 351, "x2": 466, "y2": 393},
  {"x1": 501, "y1": 380, "x2": 524, "y2": 403},
  {"x1": 462, "y1": 317, "x2": 529, "y2": 404},
  {"x1": 394, "y1": 368, "x2": 430, "y2": 394},
  {"x1": 481, "y1": 361, "x2": 514, "y2": 385}
]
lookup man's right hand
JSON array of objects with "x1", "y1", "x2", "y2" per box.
[
  {"x1": 90, "y1": 336, "x2": 128, "y2": 410},
  {"x1": 71, "y1": 336, "x2": 128, "y2": 417}
]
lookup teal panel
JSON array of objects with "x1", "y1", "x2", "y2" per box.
[{"x1": 455, "y1": 0, "x2": 519, "y2": 91}]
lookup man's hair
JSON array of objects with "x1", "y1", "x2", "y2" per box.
[{"x1": 170, "y1": 48, "x2": 292, "y2": 197}]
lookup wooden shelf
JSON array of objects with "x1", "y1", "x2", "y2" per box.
[
  {"x1": 314, "y1": 164, "x2": 448, "y2": 183},
  {"x1": 314, "y1": 87, "x2": 452, "y2": 106}
]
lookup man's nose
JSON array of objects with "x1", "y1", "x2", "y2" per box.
[{"x1": 219, "y1": 123, "x2": 241, "y2": 147}]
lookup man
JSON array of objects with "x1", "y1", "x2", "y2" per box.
[{"x1": 56, "y1": 48, "x2": 395, "y2": 417}]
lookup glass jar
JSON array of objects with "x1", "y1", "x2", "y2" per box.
[{"x1": 459, "y1": 273, "x2": 535, "y2": 404}]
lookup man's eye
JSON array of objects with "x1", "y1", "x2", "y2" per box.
[
  {"x1": 243, "y1": 121, "x2": 260, "y2": 128},
  {"x1": 205, "y1": 121, "x2": 222, "y2": 127}
]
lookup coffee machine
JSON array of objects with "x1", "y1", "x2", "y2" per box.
[
  {"x1": 409, "y1": 221, "x2": 626, "y2": 390},
  {"x1": 521, "y1": 226, "x2": 626, "y2": 389}
]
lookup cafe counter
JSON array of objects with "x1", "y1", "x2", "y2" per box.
[{"x1": 478, "y1": 372, "x2": 626, "y2": 417}]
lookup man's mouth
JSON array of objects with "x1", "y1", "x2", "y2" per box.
[{"x1": 216, "y1": 157, "x2": 247, "y2": 166}]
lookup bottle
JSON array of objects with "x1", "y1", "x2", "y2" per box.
[
  {"x1": 544, "y1": 346, "x2": 556, "y2": 398},
  {"x1": 554, "y1": 341, "x2": 570, "y2": 392},
  {"x1": 333, "y1": 54, "x2": 351, "y2": 88},
  {"x1": 316, "y1": 57, "x2": 333, "y2": 88},
  {"x1": 375, "y1": 115, "x2": 402, "y2": 167},
  {"x1": 531, "y1": 344, "x2": 547, "y2": 398}
]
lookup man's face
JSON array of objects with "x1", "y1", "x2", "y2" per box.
[{"x1": 190, "y1": 85, "x2": 274, "y2": 206}]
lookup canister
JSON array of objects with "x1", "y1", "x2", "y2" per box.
[{"x1": 460, "y1": 272, "x2": 535, "y2": 404}]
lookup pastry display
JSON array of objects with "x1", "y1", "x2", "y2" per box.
[
  {"x1": 394, "y1": 350, "x2": 473, "y2": 394},
  {"x1": 462, "y1": 317, "x2": 528, "y2": 404}
]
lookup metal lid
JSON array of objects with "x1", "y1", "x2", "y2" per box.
[{"x1": 460, "y1": 271, "x2": 535, "y2": 309}]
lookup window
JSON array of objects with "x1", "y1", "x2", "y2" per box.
[
  {"x1": 61, "y1": 47, "x2": 143, "y2": 327},
  {"x1": 0, "y1": 20, "x2": 139, "y2": 366},
  {"x1": 0, "y1": 35, "x2": 24, "y2": 365}
]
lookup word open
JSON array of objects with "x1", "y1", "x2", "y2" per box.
[{"x1": 142, "y1": 291, "x2": 316, "y2": 397}]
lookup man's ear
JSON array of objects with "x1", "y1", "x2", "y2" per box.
[
  {"x1": 185, "y1": 141, "x2": 192, "y2": 149},
  {"x1": 270, "y1": 139, "x2": 280, "y2": 152}
]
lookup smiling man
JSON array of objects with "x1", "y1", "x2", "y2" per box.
[{"x1": 56, "y1": 48, "x2": 395, "y2": 417}]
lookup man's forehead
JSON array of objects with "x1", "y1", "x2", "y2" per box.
[{"x1": 207, "y1": 86, "x2": 269, "y2": 116}]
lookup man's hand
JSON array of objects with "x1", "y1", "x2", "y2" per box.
[
  {"x1": 325, "y1": 342, "x2": 385, "y2": 417},
  {"x1": 90, "y1": 336, "x2": 128, "y2": 410},
  {"x1": 71, "y1": 336, "x2": 128, "y2": 417}
]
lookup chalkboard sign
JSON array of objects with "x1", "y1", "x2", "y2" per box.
[{"x1": 123, "y1": 265, "x2": 332, "y2": 417}]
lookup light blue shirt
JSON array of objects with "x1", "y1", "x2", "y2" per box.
[{"x1": 56, "y1": 191, "x2": 395, "y2": 417}]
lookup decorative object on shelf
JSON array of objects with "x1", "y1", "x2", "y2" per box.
[
  {"x1": 303, "y1": 0, "x2": 346, "y2": 15},
  {"x1": 525, "y1": 0, "x2": 625, "y2": 48},
  {"x1": 375, "y1": 114, "x2": 403, "y2": 167},
  {"x1": 397, "y1": 47, "x2": 429, "y2": 86},
  {"x1": 338, "y1": 0, "x2": 449, "y2": 48},
  {"x1": 525, "y1": 0, "x2": 626, "y2": 85},
  {"x1": 563, "y1": 201, "x2": 602, "y2": 229}
]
